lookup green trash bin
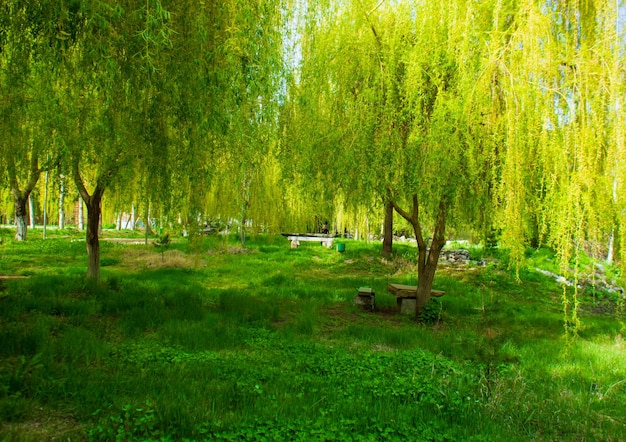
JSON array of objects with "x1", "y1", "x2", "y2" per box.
[{"x1": 337, "y1": 242, "x2": 346, "y2": 253}]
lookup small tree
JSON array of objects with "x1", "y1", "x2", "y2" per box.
[{"x1": 154, "y1": 233, "x2": 171, "y2": 262}]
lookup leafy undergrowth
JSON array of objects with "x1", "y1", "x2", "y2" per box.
[{"x1": 0, "y1": 233, "x2": 624, "y2": 440}]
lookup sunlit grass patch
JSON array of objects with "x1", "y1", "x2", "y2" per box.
[
  {"x1": 114, "y1": 247, "x2": 197, "y2": 271},
  {"x1": 337, "y1": 324, "x2": 420, "y2": 350}
]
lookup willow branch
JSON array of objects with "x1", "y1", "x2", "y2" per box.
[{"x1": 72, "y1": 155, "x2": 91, "y2": 205}]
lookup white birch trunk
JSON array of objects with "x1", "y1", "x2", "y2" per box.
[
  {"x1": 78, "y1": 198, "x2": 84, "y2": 230},
  {"x1": 15, "y1": 214, "x2": 27, "y2": 241},
  {"x1": 14, "y1": 196, "x2": 28, "y2": 241},
  {"x1": 28, "y1": 195, "x2": 35, "y2": 229},
  {"x1": 607, "y1": 229, "x2": 615, "y2": 264},
  {"x1": 608, "y1": 176, "x2": 618, "y2": 263}
]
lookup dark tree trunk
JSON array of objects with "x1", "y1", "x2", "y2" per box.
[
  {"x1": 382, "y1": 199, "x2": 394, "y2": 257},
  {"x1": 73, "y1": 158, "x2": 113, "y2": 282},
  {"x1": 84, "y1": 195, "x2": 102, "y2": 281},
  {"x1": 414, "y1": 204, "x2": 447, "y2": 315},
  {"x1": 392, "y1": 196, "x2": 447, "y2": 319}
]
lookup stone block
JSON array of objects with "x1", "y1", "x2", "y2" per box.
[
  {"x1": 399, "y1": 297, "x2": 416, "y2": 315},
  {"x1": 354, "y1": 287, "x2": 375, "y2": 311}
]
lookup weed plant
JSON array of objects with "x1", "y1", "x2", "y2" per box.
[{"x1": 0, "y1": 233, "x2": 624, "y2": 440}]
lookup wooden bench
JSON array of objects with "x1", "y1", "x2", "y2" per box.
[
  {"x1": 282, "y1": 233, "x2": 335, "y2": 249},
  {"x1": 387, "y1": 283, "x2": 445, "y2": 314}
]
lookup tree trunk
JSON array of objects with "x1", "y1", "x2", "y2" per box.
[
  {"x1": 73, "y1": 158, "x2": 114, "y2": 282},
  {"x1": 608, "y1": 176, "x2": 618, "y2": 264},
  {"x1": 607, "y1": 229, "x2": 614, "y2": 264},
  {"x1": 382, "y1": 199, "x2": 394, "y2": 257},
  {"x1": 98, "y1": 208, "x2": 103, "y2": 236},
  {"x1": 414, "y1": 202, "x2": 447, "y2": 318},
  {"x1": 8, "y1": 153, "x2": 41, "y2": 241},
  {"x1": 84, "y1": 195, "x2": 102, "y2": 281},
  {"x1": 28, "y1": 195, "x2": 35, "y2": 229},
  {"x1": 392, "y1": 196, "x2": 447, "y2": 319},
  {"x1": 58, "y1": 175, "x2": 65, "y2": 230},
  {"x1": 240, "y1": 199, "x2": 249, "y2": 247},
  {"x1": 144, "y1": 200, "x2": 150, "y2": 245},
  {"x1": 14, "y1": 196, "x2": 28, "y2": 241},
  {"x1": 78, "y1": 198, "x2": 84, "y2": 230},
  {"x1": 43, "y1": 169, "x2": 49, "y2": 239}
]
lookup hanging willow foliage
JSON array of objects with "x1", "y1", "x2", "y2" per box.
[{"x1": 289, "y1": 0, "x2": 625, "y2": 289}]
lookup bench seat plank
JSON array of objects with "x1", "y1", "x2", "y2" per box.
[
  {"x1": 387, "y1": 283, "x2": 445, "y2": 298},
  {"x1": 285, "y1": 234, "x2": 335, "y2": 248}
]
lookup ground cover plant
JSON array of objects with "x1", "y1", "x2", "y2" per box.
[{"x1": 0, "y1": 230, "x2": 624, "y2": 440}]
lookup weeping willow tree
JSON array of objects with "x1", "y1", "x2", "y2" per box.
[
  {"x1": 490, "y1": 0, "x2": 626, "y2": 331},
  {"x1": 279, "y1": 1, "x2": 384, "y2": 239},
  {"x1": 196, "y1": 0, "x2": 291, "y2": 244},
  {"x1": 287, "y1": 0, "x2": 625, "y2": 320},
  {"x1": 0, "y1": 1, "x2": 61, "y2": 241},
  {"x1": 48, "y1": 0, "x2": 290, "y2": 279},
  {"x1": 53, "y1": 0, "x2": 179, "y2": 280},
  {"x1": 287, "y1": 0, "x2": 512, "y2": 317}
]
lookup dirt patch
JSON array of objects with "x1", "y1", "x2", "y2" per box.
[
  {"x1": 0, "y1": 410, "x2": 83, "y2": 441},
  {"x1": 321, "y1": 303, "x2": 403, "y2": 327},
  {"x1": 118, "y1": 249, "x2": 200, "y2": 270},
  {"x1": 0, "y1": 275, "x2": 29, "y2": 291},
  {"x1": 483, "y1": 327, "x2": 500, "y2": 339},
  {"x1": 206, "y1": 245, "x2": 256, "y2": 255}
]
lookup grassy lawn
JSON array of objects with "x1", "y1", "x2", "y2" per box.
[{"x1": 0, "y1": 228, "x2": 624, "y2": 440}]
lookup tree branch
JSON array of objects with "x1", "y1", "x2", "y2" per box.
[
  {"x1": 24, "y1": 153, "x2": 40, "y2": 196},
  {"x1": 368, "y1": 0, "x2": 386, "y2": 16},
  {"x1": 391, "y1": 194, "x2": 426, "y2": 251},
  {"x1": 357, "y1": 0, "x2": 385, "y2": 76},
  {"x1": 390, "y1": 199, "x2": 412, "y2": 224},
  {"x1": 433, "y1": 200, "x2": 447, "y2": 244},
  {"x1": 72, "y1": 155, "x2": 91, "y2": 205},
  {"x1": 6, "y1": 155, "x2": 19, "y2": 197},
  {"x1": 7, "y1": 151, "x2": 41, "y2": 200}
]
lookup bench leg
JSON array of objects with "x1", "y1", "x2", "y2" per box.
[{"x1": 290, "y1": 239, "x2": 299, "y2": 249}]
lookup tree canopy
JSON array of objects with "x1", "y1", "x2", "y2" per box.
[{"x1": 0, "y1": 0, "x2": 624, "y2": 291}]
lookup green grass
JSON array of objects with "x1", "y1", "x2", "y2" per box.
[{"x1": 0, "y1": 232, "x2": 624, "y2": 440}]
